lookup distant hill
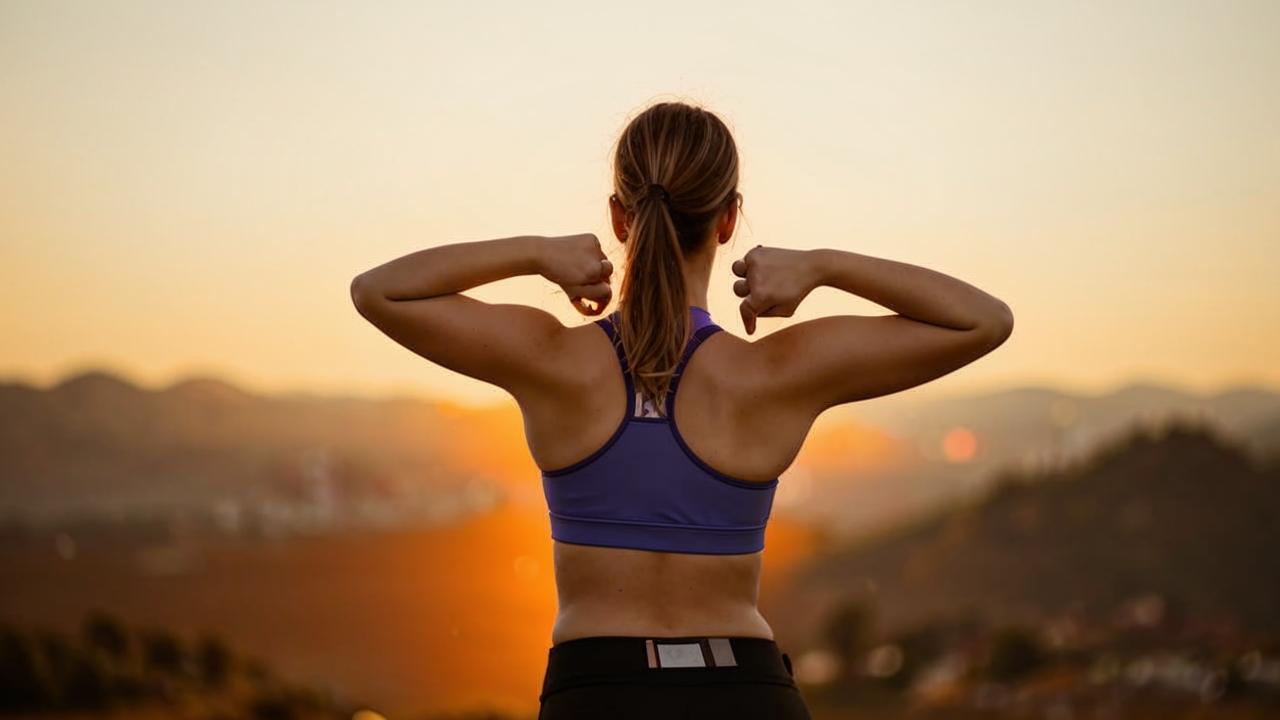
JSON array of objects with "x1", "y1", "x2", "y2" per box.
[
  {"x1": 788, "y1": 381, "x2": 1280, "y2": 538},
  {"x1": 4, "y1": 368, "x2": 1279, "y2": 538},
  {"x1": 781, "y1": 419, "x2": 1280, "y2": 642},
  {"x1": 0, "y1": 370, "x2": 517, "y2": 524},
  {"x1": 1248, "y1": 412, "x2": 1280, "y2": 462},
  {"x1": 839, "y1": 381, "x2": 1280, "y2": 469}
]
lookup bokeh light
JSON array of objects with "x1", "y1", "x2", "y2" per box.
[{"x1": 942, "y1": 427, "x2": 979, "y2": 463}]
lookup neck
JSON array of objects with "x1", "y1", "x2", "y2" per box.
[{"x1": 681, "y1": 246, "x2": 714, "y2": 311}]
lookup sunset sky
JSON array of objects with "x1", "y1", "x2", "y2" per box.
[{"x1": 2, "y1": 1, "x2": 1277, "y2": 407}]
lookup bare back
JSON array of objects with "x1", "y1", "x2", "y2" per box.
[{"x1": 519, "y1": 321, "x2": 812, "y2": 644}]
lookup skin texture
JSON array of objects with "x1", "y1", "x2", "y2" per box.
[{"x1": 350, "y1": 200, "x2": 1014, "y2": 644}]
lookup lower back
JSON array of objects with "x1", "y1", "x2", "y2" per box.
[{"x1": 549, "y1": 541, "x2": 774, "y2": 644}]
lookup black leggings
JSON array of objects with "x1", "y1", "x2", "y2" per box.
[{"x1": 538, "y1": 635, "x2": 813, "y2": 719}]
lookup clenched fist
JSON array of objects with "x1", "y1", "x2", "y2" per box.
[
  {"x1": 732, "y1": 246, "x2": 820, "y2": 335},
  {"x1": 539, "y1": 234, "x2": 614, "y2": 316}
]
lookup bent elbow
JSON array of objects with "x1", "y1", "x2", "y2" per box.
[
  {"x1": 978, "y1": 301, "x2": 1014, "y2": 349},
  {"x1": 349, "y1": 273, "x2": 381, "y2": 315}
]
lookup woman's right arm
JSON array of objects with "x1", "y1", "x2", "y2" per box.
[{"x1": 735, "y1": 246, "x2": 1014, "y2": 414}]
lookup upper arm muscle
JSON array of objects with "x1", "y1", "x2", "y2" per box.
[
  {"x1": 351, "y1": 286, "x2": 570, "y2": 399},
  {"x1": 753, "y1": 314, "x2": 1010, "y2": 413}
]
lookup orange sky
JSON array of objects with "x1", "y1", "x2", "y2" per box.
[{"x1": 2, "y1": 1, "x2": 1277, "y2": 406}]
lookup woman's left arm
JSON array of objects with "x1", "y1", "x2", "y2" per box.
[{"x1": 349, "y1": 233, "x2": 613, "y2": 398}]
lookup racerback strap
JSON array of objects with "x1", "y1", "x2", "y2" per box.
[
  {"x1": 665, "y1": 323, "x2": 722, "y2": 418},
  {"x1": 596, "y1": 309, "x2": 722, "y2": 420}
]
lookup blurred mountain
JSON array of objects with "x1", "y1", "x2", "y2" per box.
[
  {"x1": 840, "y1": 381, "x2": 1280, "y2": 468},
  {"x1": 785, "y1": 381, "x2": 1280, "y2": 539},
  {"x1": 0, "y1": 370, "x2": 511, "y2": 525},
  {"x1": 1248, "y1": 411, "x2": 1280, "y2": 462},
  {"x1": 4, "y1": 368, "x2": 1278, "y2": 538},
  {"x1": 781, "y1": 419, "x2": 1280, "y2": 643}
]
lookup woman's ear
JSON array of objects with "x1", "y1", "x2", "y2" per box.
[
  {"x1": 716, "y1": 194, "x2": 740, "y2": 244},
  {"x1": 608, "y1": 194, "x2": 630, "y2": 243}
]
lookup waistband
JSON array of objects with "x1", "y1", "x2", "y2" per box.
[{"x1": 540, "y1": 635, "x2": 797, "y2": 702}]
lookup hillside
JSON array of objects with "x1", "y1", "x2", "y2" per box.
[
  {"x1": 5, "y1": 368, "x2": 1279, "y2": 541},
  {"x1": 0, "y1": 370, "x2": 514, "y2": 524},
  {"x1": 786, "y1": 419, "x2": 1280, "y2": 640},
  {"x1": 841, "y1": 382, "x2": 1280, "y2": 460},
  {"x1": 791, "y1": 381, "x2": 1280, "y2": 539}
]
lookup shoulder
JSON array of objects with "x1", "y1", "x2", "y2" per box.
[
  {"x1": 686, "y1": 325, "x2": 823, "y2": 424},
  {"x1": 670, "y1": 326, "x2": 818, "y2": 480},
  {"x1": 682, "y1": 327, "x2": 775, "y2": 400},
  {"x1": 516, "y1": 315, "x2": 631, "y2": 470},
  {"x1": 524, "y1": 315, "x2": 619, "y2": 396}
]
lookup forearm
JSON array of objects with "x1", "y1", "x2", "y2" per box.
[
  {"x1": 351, "y1": 235, "x2": 545, "y2": 302},
  {"x1": 807, "y1": 248, "x2": 1012, "y2": 332}
]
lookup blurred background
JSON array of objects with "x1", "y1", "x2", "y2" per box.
[{"x1": 2, "y1": 1, "x2": 1278, "y2": 718}]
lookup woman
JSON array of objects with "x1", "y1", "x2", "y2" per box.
[{"x1": 350, "y1": 100, "x2": 1013, "y2": 718}]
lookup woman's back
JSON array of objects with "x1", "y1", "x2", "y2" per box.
[{"x1": 529, "y1": 305, "x2": 799, "y2": 644}]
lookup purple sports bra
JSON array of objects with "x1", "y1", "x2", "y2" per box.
[{"x1": 540, "y1": 306, "x2": 779, "y2": 555}]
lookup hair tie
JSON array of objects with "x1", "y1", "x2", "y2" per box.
[{"x1": 646, "y1": 183, "x2": 671, "y2": 204}]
